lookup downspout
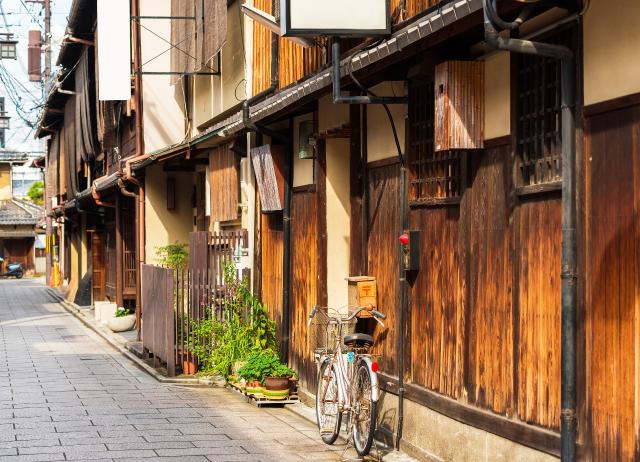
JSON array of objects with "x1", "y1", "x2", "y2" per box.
[
  {"x1": 132, "y1": 0, "x2": 145, "y2": 342},
  {"x1": 91, "y1": 184, "x2": 115, "y2": 208},
  {"x1": 242, "y1": 4, "x2": 293, "y2": 364},
  {"x1": 482, "y1": 1, "x2": 576, "y2": 460}
]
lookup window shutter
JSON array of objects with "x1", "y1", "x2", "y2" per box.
[
  {"x1": 250, "y1": 144, "x2": 284, "y2": 212},
  {"x1": 209, "y1": 143, "x2": 239, "y2": 222}
]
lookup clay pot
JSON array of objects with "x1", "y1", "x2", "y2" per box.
[
  {"x1": 107, "y1": 314, "x2": 136, "y2": 332},
  {"x1": 182, "y1": 359, "x2": 197, "y2": 375},
  {"x1": 265, "y1": 376, "x2": 290, "y2": 391}
]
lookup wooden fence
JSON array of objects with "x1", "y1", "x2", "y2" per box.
[
  {"x1": 141, "y1": 264, "x2": 176, "y2": 376},
  {"x1": 141, "y1": 230, "x2": 249, "y2": 377}
]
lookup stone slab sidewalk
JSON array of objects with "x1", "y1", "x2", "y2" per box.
[{"x1": 0, "y1": 279, "x2": 416, "y2": 462}]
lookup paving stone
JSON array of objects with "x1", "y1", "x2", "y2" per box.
[{"x1": 0, "y1": 279, "x2": 368, "y2": 462}]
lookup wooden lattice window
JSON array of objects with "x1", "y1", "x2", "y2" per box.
[
  {"x1": 408, "y1": 79, "x2": 465, "y2": 204},
  {"x1": 516, "y1": 27, "x2": 574, "y2": 187}
]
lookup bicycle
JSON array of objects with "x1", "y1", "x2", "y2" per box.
[{"x1": 307, "y1": 304, "x2": 387, "y2": 457}]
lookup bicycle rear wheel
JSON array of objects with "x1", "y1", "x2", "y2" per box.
[
  {"x1": 352, "y1": 362, "x2": 377, "y2": 456},
  {"x1": 316, "y1": 360, "x2": 342, "y2": 444}
]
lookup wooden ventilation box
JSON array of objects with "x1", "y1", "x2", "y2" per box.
[{"x1": 434, "y1": 60, "x2": 484, "y2": 151}]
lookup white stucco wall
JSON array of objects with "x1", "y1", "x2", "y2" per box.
[
  {"x1": 583, "y1": 0, "x2": 640, "y2": 105},
  {"x1": 366, "y1": 82, "x2": 406, "y2": 162}
]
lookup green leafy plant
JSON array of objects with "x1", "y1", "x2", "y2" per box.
[
  {"x1": 155, "y1": 242, "x2": 188, "y2": 269},
  {"x1": 187, "y1": 261, "x2": 278, "y2": 378},
  {"x1": 237, "y1": 350, "x2": 297, "y2": 383},
  {"x1": 26, "y1": 181, "x2": 44, "y2": 205},
  {"x1": 115, "y1": 306, "x2": 131, "y2": 318}
]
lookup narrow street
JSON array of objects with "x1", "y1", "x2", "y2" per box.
[{"x1": 0, "y1": 279, "x2": 351, "y2": 462}]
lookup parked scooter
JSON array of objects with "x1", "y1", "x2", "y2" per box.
[{"x1": 0, "y1": 257, "x2": 24, "y2": 279}]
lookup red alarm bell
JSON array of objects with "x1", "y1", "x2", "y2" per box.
[{"x1": 399, "y1": 233, "x2": 410, "y2": 245}]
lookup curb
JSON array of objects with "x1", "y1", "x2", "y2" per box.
[{"x1": 47, "y1": 288, "x2": 219, "y2": 387}]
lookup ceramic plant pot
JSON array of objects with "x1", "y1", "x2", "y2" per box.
[
  {"x1": 107, "y1": 314, "x2": 135, "y2": 332},
  {"x1": 265, "y1": 376, "x2": 290, "y2": 391}
]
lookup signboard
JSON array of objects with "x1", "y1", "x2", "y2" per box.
[
  {"x1": 281, "y1": 0, "x2": 390, "y2": 37},
  {"x1": 97, "y1": 0, "x2": 131, "y2": 101}
]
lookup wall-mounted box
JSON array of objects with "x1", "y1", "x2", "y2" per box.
[
  {"x1": 434, "y1": 60, "x2": 484, "y2": 151},
  {"x1": 347, "y1": 276, "x2": 377, "y2": 318}
]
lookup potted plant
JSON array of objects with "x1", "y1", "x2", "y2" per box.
[
  {"x1": 107, "y1": 307, "x2": 136, "y2": 332},
  {"x1": 237, "y1": 350, "x2": 279, "y2": 396},
  {"x1": 264, "y1": 363, "x2": 297, "y2": 400}
]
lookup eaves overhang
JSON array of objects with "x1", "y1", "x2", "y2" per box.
[{"x1": 219, "y1": 0, "x2": 484, "y2": 136}]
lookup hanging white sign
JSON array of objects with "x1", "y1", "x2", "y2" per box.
[{"x1": 97, "y1": 0, "x2": 131, "y2": 101}]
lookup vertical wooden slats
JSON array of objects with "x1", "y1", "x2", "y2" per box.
[
  {"x1": 517, "y1": 196, "x2": 562, "y2": 430},
  {"x1": 409, "y1": 206, "x2": 466, "y2": 398},
  {"x1": 434, "y1": 61, "x2": 484, "y2": 152},
  {"x1": 586, "y1": 105, "x2": 639, "y2": 461},
  {"x1": 367, "y1": 162, "x2": 400, "y2": 375},
  {"x1": 261, "y1": 212, "x2": 284, "y2": 342},
  {"x1": 468, "y1": 146, "x2": 513, "y2": 415},
  {"x1": 141, "y1": 264, "x2": 176, "y2": 376},
  {"x1": 289, "y1": 191, "x2": 318, "y2": 390},
  {"x1": 209, "y1": 143, "x2": 239, "y2": 223},
  {"x1": 91, "y1": 231, "x2": 106, "y2": 302}
]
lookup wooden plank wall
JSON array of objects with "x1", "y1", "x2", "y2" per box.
[
  {"x1": 517, "y1": 195, "x2": 561, "y2": 429},
  {"x1": 209, "y1": 143, "x2": 239, "y2": 223},
  {"x1": 367, "y1": 162, "x2": 401, "y2": 376},
  {"x1": 585, "y1": 103, "x2": 639, "y2": 461},
  {"x1": 404, "y1": 140, "x2": 563, "y2": 431},
  {"x1": 468, "y1": 145, "x2": 514, "y2": 415},
  {"x1": 391, "y1": 0, "x2": 438, "y2": 22},
  {"x1": 252, "y1": 0, "x2": 323, "y2": 95},
  {"x1": 409, "y1": 205, "x2": 466, "y2": 398},
  {"x1": 289, "y1": 190, "x2": 318, "y2": 390},
  {"x1": 261, "y1": 212, "x2": 284, "y2": 340}
]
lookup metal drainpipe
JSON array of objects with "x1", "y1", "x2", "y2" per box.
[
  {"x1": 396, "y1": 166, "x2": 407, "y2": 450},
  {"x1": 242, "y1": 4, "x2": 293, "y2": 363},
  {"x1": 482, "y1": 1, "x2": 577, "y2": 460}
]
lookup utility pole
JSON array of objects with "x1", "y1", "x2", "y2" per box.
[{"x1": 27, "y1": 0, "x2": 52, "y2": 283}]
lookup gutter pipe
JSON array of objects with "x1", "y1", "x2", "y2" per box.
[
  {"x1": 483, "y1": 2, "x2": 576, "y2": 460},
  {"x1": 241, "y1": 8, "x2": 293, "y2": 364}
]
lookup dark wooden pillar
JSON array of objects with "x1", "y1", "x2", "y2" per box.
[{"x1": 115, "y1": 193, "x2": 124, "y2": 307}]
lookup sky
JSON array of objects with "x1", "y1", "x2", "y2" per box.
[{"x1": 0, "y1": 0, "x2": 72, "y2": 155}]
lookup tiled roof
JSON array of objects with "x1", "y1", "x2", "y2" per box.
[
  {"x1": 0, "y1": 151, "x2": 30, "y2": 164},
  {"x1": 0, "y1": 199, "x2": 43, "y2": 226}
]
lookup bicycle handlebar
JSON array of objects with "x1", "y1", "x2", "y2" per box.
[{"x1": 307, "y1": 305, "x2": 386, "y2": 325}]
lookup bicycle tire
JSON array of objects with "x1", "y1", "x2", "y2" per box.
[
  {"x1": 352, "y1": 362, "x2": 377, "y2": 456},
  {"x1": 316, "y1": 360, "x2": 342, "y2": 445}
]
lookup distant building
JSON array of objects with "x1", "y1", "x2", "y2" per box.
[{"x1": 0, "y1": 151, "x2": 43, "y2": 273}]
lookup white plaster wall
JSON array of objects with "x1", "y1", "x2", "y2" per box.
[
  {"x1": 584, "y1": 0, "x2": 640, "y2": 105},
  {"x1": 140, "y1": 0, "x2": 186, "y2": 152},
  {"x1": 484, "y1": 51, "x2": 510, "y2": 140},
  {"x1": 325, "y1": 138, "x2": 351, "y2": 310},
  {"x1": 366, "y1": 82, "x2": 406, "y2": 162}
]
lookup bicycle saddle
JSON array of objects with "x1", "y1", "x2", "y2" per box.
[{"x1": 343, "y1": 333, "x2": 374, "y2": 348}]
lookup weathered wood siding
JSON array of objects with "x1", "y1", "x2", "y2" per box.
[
  {"x1": 409, "y1": 205, "x2": 466, "y2": 398},
  {"x1": 251, "y1": 0, "x2": 323, "y2": 94},
  {"x1": 290, "y1": 190, "x2": 318, "y2": 390},
  {"x1": 468, "y1": 145, "x2": 514, "y2": 415},
  {"x1": 209, "y1": 143, "x2": 239, "y2": 223},
  {"x1": 585, "y1": 103, "x2": 640, "y2": 461},
  {"x1": 367, "y1": 162, "x2": 401, "y2": 376},
  {"x1": 261, "y1": 212, "x2": 284, "y2": 339},
  {"x1": 517, "y1": 195, "x2": 561, "y2": 429}
]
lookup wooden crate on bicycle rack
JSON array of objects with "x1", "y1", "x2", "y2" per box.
[{"x1": 347, "y1": 276, "x2": 377, "y2": 318}]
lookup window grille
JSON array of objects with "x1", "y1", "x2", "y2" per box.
[
  {"x1": 516, "y1": 27, "x2": 574, "y2": 187},
  {"x1": 408, "y1": 80, "x2": 464, "y2": 203}
]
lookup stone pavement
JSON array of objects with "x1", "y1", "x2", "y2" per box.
[{"x1": 0, "y1": 278, "x2": 374, "y2": 462}]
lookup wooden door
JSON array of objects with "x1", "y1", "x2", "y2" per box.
[{"x1": 91, "y1": 232, "x2": 106, "y2": 302}]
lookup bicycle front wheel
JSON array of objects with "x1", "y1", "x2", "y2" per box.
[
  {"x1": 316, "y1": 360, "x2": 342, "y2": 444},
  {"x1": 352, "y1": 362, "x2": 377, "y2": 456}
]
